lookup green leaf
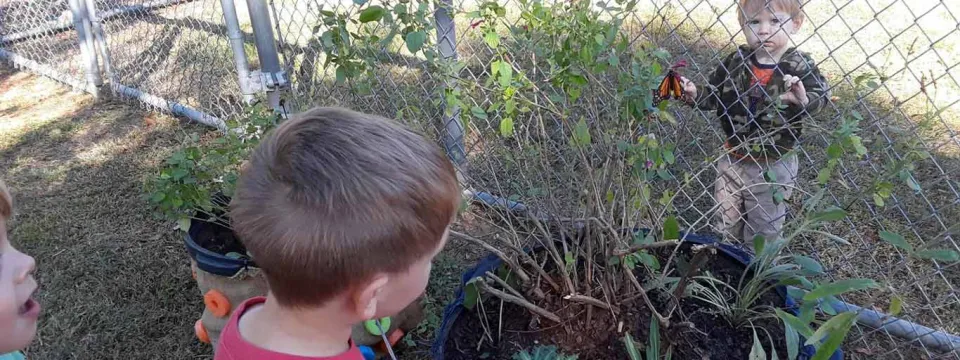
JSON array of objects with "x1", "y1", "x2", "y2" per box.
[
  {"x1": 792, "y1": 255, "x2": 824, "y2": 275},
  {"x1": 804, "y1": 187, "x2": 826, "y2": 212},
  {"x1": 878, "y1": 231, "x2": 913, "y2": 252},
  {"x1": 826, "y1": 143, "x2": 842, "y2": 159},
  {"x1": 358, "y1": 6, "x2": 385, "y2": 22},
  {"x1": 809, "y1": 313, "x2": 858, "y2": 360},
  {"x1": 607, "y1": 256, "x2": 621, "y2": 266},
  {"x1": 663, "y1": 149, "x2": 676, "y2": 164},
  {"x1": 498, "y1": 62, "x2": 513, "y2": 88},
  {"x1": 775, "y1": 309, "x2": 814, "y2": 338},
  {"x1": 335, "y1": 66, "x2": 347, "y2": 84},
  {"x1": 471, "y1": 105, "x2": 488, "y2": 120},
  {"x1": 773, "y1": 190, "x2": 785, "y2": 205},
  {"x1": 177, "y1": 216, "x2": 192, "y2": 232},
  {"x1": 888, "y1": 295, "x2": 903, "y2": 316},
  {"x1": 784, "y1": 322, "x2": 800, "y2": 360},
  {"x1": 749, "y1": 329, "x2": 767, "y2": 360},
  {"x1": 905, "y1": 176, "x2": 922, "y2": 192},
  {"x1": 463, "y1": 280, "x2": 481, "y2": 310},
  {"x1": 663, "y1": 215, "x2": 680, "y2": 240},
  {"x1": 810, "y1": 207, "x2": 847, "y2": 223},
  {"x1": 637, "y1": 252, "x2": 661, "y2": 270},
  {"x1": 405, "y1": 31, "x2": 427, "y2": 53},
  {"x1": 803, "y1": 278, "x2": 878, "y2": 302},
  {"x1": 500, "y1": 117, "x2": 515, "y2": 138},
  {"x1": 483, "y1": 30, "x2": 500, "y2": 48},
  {"x1": 850, "y1": 136, "x2": 867, "y2": 156},
  {"x1": 624, "y1": 332, "x2": 643, "y2": 360},
  {"x1": 805, "y1": 312, "x2": 856, "y2": 347},
  {"x1": 572, "y1": 118, "x2": 591, "y2": 147},
  {"x1": 913, "y1": 249, "x2": 960, "y2": 262},
  {"x1": 873, "y1": 193, "x2": 885, "y2": 207},
  {"x1": 753, "y1": 234, "x2": 766, "y2": 255},
  {"x1": 647, "y1": 317, "x2": 660, "y2": 360},
  {"x1": 150, "y1": 192, "x2": 166, "y2": 203}
]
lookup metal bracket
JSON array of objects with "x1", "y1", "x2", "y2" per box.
[{"x1": 242, "y1": 70, "x2": 289, "y2": 94}]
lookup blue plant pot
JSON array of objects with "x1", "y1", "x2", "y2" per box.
[
  {"x1": 183, "y1": 216, "x2": 257, "y2": 277},
  {"x1": 430, "y1": 230, "x2": 843, "y2": 360}
]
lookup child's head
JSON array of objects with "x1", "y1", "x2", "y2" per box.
[
  {"x1": 231, "y1": 107, "x2": 460, "y2": 321},
  {"x1": 737, "y1": 0, "x2": 805, "y2": 53},
  {"x1": 0, "y1": 179, "x2": 40, "y2": 353}
]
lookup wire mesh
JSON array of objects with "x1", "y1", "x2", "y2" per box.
[
  {"x1": 0, "y1": 0, "x2": 957, "y2": 357},
  {"x1": 0, "y1": 0, "x2": 89, "y2": 90},
  {"x1": 90, "y1": 0, "x2": 247, "y2": 120}
]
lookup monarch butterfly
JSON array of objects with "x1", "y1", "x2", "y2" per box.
[{"x1": 654, "y1": 60, "x2": 688, "y2": 106}]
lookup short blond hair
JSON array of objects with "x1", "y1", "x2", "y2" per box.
[
  {"x1": 738, "y1": 0, "x2": 805, "y2": 25},
  {"x1": 0, "y1": 179, "x2": 12, "y2": 220}
]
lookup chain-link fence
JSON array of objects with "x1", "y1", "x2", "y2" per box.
[{"x1": 1, "y1": 0, "x2": 957, "y2": 358}]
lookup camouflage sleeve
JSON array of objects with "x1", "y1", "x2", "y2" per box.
[
  {"x1": 794, "y1": 52, "x2": 831, "y2": 115},
  {"x1": 693, "y1": 52, "x2": 734, "y2": 111}
]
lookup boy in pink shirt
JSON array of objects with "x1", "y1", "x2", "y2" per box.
[{"x1": 215, "y1": 107, "x2": 460, "y2": 360}]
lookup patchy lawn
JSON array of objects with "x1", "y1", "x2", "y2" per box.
[{"x1": 0, "y1": 64, "x2": 485, "y2": 359}]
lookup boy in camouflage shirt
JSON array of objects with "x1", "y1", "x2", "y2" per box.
[{"x1": 680, "y1": 0, "x2": 830, "y2": 247}]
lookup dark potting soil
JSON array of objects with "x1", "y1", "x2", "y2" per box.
[
  {"x1": 193, "y1": 220, "x2": 247, "y2": 256},
  {"x1": 443, "y1": 244, "x2": 788, "y2": 360}
]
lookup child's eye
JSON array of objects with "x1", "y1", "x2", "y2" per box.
[
  {"x1": 748, "y1": 20, "x2": 760, "y2": 25},
  {"x1": 772, "y1": 19, "x2": 781, "y2": 24}
]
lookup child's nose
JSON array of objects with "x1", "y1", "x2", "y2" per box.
[{"x1": 14, "y1": 252, "x2": 35, "y2": 283}]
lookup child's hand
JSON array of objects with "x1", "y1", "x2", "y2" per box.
[
  {"x1": 680, "y1": 76, "x2": 697, "y2": 102},
  {"x1": 780, "y1": 75, "x2": 809, "y2": 107}
]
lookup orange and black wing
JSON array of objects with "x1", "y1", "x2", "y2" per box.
[
  {"x1": 669, "y1": 72, "x2": 683, "y2": 99},
  {"x1": 655, "y1": 70, "x2": 683, "y2": 104}
]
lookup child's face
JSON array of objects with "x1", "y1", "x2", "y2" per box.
[
  {"x1": 373, "y1": 228, "x2": 450, "y2": 318},
  {"x1": 741, "y1": 7, "x2": 801, "y2": 56},
  {"x1": 0, "y1": 219, "x2": 40, "y2": 353}
]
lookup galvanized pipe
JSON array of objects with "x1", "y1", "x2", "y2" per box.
[
  {"x1": 113, "y1": 84, "x2": 225, "y2": 130},
  {"x1": 1, "y1": 0, "x2": 195, "y2": 45},
  {"x1": 218, "y1": 0, "x2": 255, "y2": 104},
  {"x1": 243, "y1": 0, "x2": 284, "y2": 111},
  {"x1": 0, "y1": 48, "x2": 93, "y2": 92},
  {"x1": 69, "y1": 0, "x2": 101, "y2": 95},
  {"x1": 434, "y1": 0, "x2": 467, "y2": 169}
]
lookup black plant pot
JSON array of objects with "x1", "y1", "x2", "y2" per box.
[{"x1": 430, "y1": 231, "x2": 843, "y2": 360}]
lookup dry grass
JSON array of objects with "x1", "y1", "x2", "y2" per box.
[{"x1": 0, "y1": 64, "x2": 212, "y2": 359}]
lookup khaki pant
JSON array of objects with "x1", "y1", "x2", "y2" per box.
[{"x1": 714, "y1": 153, "x2": 799, "y2": 247}]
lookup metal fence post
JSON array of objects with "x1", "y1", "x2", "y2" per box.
[
  {"x1": 243, "y1": 0, "x2": 287, "y2": 114},
  {"x1": 84, "y1": 0, "x2": 116, "y2": 86},
  {"x1": 434, "y1": 0, "x2": 467, "y2": 171},
  {"x1": 220, "y1": 0, "x2": 256, "y2": 105},
  {"x1": 69, "y1": 0, "x2": 101, "y2": 96}
]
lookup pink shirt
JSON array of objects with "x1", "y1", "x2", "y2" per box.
[{"x1": 215, "y1": 297, "x2": 364, "y2": 360}]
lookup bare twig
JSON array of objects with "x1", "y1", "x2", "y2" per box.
[
  {"x1": 666, "y1": 243, "x2": 717, "y2": 317},
  {"x1": 484, "y1": 271, "x2": 524, "y2": 299},
  {"x1": 450, "y1": 230, "x2": 532, "y2": 284},
  {"x1": 563, "y1": 293, "x2": 612, "y2": 310},
  {"x1": 477, "y1": 280, "x2": 561, "y2": 324},
  {"x1": 584, "y1": 213, "x2": 595, "y2": 324},
  {"x1": 613, "y1": 240, "x2": 680, "y2": 256},
  {"x1": 529, "y1": 215, "x2": 576, "y2": 294},
  {"x1": 622, "y1": 261, "x2": 670, "y2": 328}
]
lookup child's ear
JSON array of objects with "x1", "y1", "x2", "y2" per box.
[
  {"x1": 352, "y1": 274, "x2": 389, "y2": 320},
  {"x1": 791, "y1": 17, "x2": 804, "y2": 33}
]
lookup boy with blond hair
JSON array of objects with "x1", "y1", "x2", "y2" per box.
[
  {"x1": 215, "y1": 107, "x2": 460, "y2": 359},
  {"x1": 0, "y1": 179, "x2": 41, "y2": 360},
  {"x1": 681, "y1": 0, "x2": 830, "y2": 247}
]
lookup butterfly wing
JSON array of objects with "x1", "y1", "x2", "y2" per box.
[{"x1": 669, "y1": 72, "x2": 683, "y2": 99}]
